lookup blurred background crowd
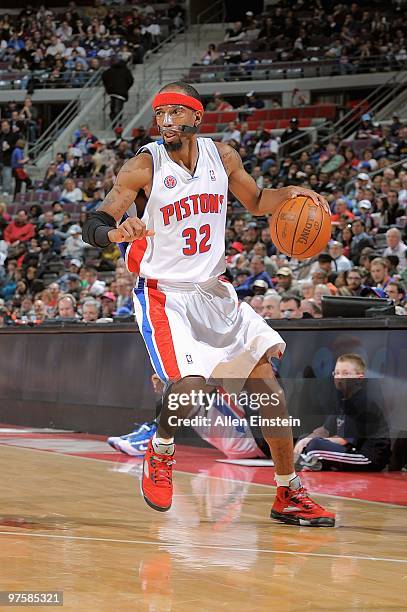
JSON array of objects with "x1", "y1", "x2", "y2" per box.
[{"x1": 0, "y1": 0, "x2": 406, "y2": 325}]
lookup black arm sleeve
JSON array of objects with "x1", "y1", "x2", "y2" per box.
[{"x1": 82, "y1": 211, "x2": 117, "y2": 248}]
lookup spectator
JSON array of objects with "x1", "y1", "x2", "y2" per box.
[
  {"x1": 370, "y1": 257, "x2": 392, "y2": 291},
  {"x1": 262, "y1": 293, "x2": 281, "y2": 319},
  {"x1": 85, "y1": 266, "x2": 106, "y2": 296},
  {"x1": 242, "y1": 91, "x2": 265, "y2": 110},
  {"x1": 205, "y1": 93, "x2": 233, "y2": 112},
  {"x1": 224, "y1": 21, "x2": 246, "y2": 43},
  {"x1": 221, "y1": 121, "x2": 241, "y2": 145},
  {"x1": 81, "y1": 298, "x2": 100, "y2": 322},
  {"x1": 383, "y1": 228, "x2": 407, "y2": 270},
  {"x1": 4, "y1": 210, "x2": 35, "y2": 245},
  {"x1": 36, "y1": 239, "x2": 60, "y2": 279},
  {"x1": 0, "y1": 119, "x2": 17, "y2": 194},
  {"x1": 56, "y1": 293, "x2": 77, "y2": 320},
  {"x1": 11, "y1": 139, "x2": 31, "y2": 197},
  {"x1": 313, "y1": 283, "x2": 331, "y2": 307},
  {"x1": 253, "y1": 130, "x2": 279, "y2": 173},
  {"x1": 18, "y1": 97, "x2": 38, "y2": 143},
  {"x1": 102, "y1": 57, "x2": 134, "y2": 125},
  {"x1": 350, "y1": 219, "x2": 374, "y2": 264},
  {"x1": 72, "y1": 124, "x2": 98, "y2": 156},
  {"x1": 294, "y1": 354, "x2": 391, "y2": 472},
  {"x1": 101, "y1": 291, "x2": 116, "y2": 318},
  {"x1": 319, "y1": 143, "x2": 345, "y2": 174},
  {"x1": 62, "y1": 224, "x2": 87, "y2": 260},
  {"x1": 280, "y1": 118, "x2": 307, "y2": 155},
  {"x1": 386, "y1": 282, "x2": 406, "y2": 307},
  {"x1": 300, "y1": 299, "x2": 322, "y2": 319},
  {"x1": 280, "y1": 294, "x2": 302, "y2": 319},
  {"x1": 274, "y1": 267, "x2": 296, "y2": 295},
  {"x1": 60, "y1": 178, "x2": 83, "y2": 203},
  {"x1": 200, "y1": 43, "x2": 220, "y2": 66},
  {"x1": 235, "y1": 255, "x2": 273, "y2": 298},
  {"x1": 329, "y1": 241, "x2": 353, "y2": 272},
  {"x1": 331, "y1": 199, "x2": 354, "y2": 224},
  {"x1": 345, "y1": 268, "x2": 365, "y2": 296}
]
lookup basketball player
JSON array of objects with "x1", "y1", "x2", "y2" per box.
[{"x1": 83, "y1": 82, "x2": 335, "y2": 527}]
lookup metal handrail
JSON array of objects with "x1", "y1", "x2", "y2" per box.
[
  {"x1": 28, "y1": 67, "x2": 104, "y2": 162},
  {"x1": 331, "y1": 69, "x2": 407, "y2": 137},
  {"x1": 279, "y1": 66, "x2": 407, "y2": 159},
  {"x1": 197, "y1": 0, "x2": 225, "y2": 45}
]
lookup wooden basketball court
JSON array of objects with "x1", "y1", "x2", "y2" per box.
[{"x1": 0, "y1": 435, "x2": 406, "y2": 611}]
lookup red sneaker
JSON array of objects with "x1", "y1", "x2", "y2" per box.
[
  {"x1": 271, "y1": 485, "x2": 335, "y2": 527},
  {"x1": 141, "y1": 440, "x2": 175, "y2": 512}
]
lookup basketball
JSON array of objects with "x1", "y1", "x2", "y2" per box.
[{"x1": 269, "y1": 196, "x2": 332, "y2": 259}]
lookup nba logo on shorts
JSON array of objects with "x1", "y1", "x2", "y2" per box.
[
  {"x1": 186, "y1": 354, "x2": 193, "y2": 364},
  {"x1": 164, "y1": 175, "x2": 177, "y2": 189},
  {"x1": 209, "y1": 169, "x2": 216, "y2": 181}
]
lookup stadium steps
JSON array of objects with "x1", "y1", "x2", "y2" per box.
[
  {"x1": 27, "y1": 24, "x2": 225, "y2": 173},
  {"x1": 376, "y1": 86, "x2": 407, "y2": 121},
  {"x1": 122, "y1": 24, "x2": 225, "y2": 139}
]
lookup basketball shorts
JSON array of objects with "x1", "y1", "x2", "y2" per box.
[{"x1": 133, "y1": 276, "x2": 285, "y2": 390}]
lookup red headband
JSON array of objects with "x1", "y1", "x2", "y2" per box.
[{"x1": 152, "y1": 92, "x2": 204, "y2": 113}]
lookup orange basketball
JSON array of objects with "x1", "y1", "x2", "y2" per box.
[{"x1": 269, "y1": 196, "x2": 331, "y2": 259}]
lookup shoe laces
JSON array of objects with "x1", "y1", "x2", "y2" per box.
[
  {"x1": 150, "y1": 454, "x2": 175, "y2": 486},
  {"x1": 290, "y1": 487, "x2": 320, "y2": 510}
]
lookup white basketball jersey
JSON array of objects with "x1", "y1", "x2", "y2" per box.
[{"x1": 124, "y1": 138, "x2": 228, "y2": 282}]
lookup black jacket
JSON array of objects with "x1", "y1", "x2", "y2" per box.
[
  {"x1": 0, "y1": 131, "x2": 18, "y2": 166},
  {"x1": 102, "y1": 61, "x2": 134, "y2": 100},
  {"x1": 324, "y1": 380, "x2": 391, "y2": 468}
]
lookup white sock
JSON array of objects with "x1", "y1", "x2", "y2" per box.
[
  {"x1": 152, "y1": 433, "x2": 175, "y2": 455},
  {"x1": 275, "y1": 472, "x2": 300, "y2": 488}
]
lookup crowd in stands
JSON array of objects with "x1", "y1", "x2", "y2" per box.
[
  {"x1": 195, "y1": 1, "x2": 406, "y2": 78},
  {"x1": 0, "y1": 0, "x2": 186, "y2": 89},
  {"x1": 0, "y1": 94, "x2": 406, "y2": 326}
]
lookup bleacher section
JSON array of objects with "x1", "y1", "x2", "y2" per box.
[{"x1": 147, "y1": 104, "x2": 338, "y2": 137}]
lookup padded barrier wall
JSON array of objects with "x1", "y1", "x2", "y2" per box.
[{"x1": 0, "y1": 319, "x2": 406, "y2": 438}]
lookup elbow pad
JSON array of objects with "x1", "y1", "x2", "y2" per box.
[{"x1": 82, "y1": 211, "x2": 117, "y2": 248}]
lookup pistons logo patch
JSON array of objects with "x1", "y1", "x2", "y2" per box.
[{"x1": 164, "y1": 175, "x2": 177, "y2": 189}]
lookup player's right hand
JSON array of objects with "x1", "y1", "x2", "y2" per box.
[{"x1": 108, "y1": 217, "x2": 155, "y2": 243}]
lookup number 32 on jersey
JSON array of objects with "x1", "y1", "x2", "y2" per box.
[{"x1": 182, "y1": 224, "x2": 211, "y2": 256}]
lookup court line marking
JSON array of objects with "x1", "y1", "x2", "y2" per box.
[
  {"x1": 0, "y1": 530, "x2": 405, "y2": 564},
  {"x1": 2, "y1": 445, "x2": 406, "y2": 509}
]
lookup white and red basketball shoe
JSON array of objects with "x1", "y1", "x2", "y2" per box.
[
  {"x1": 141, "y1": 440, "x2": 175, "y2": 512},
  {"x1": 271, "y1": 482, "x2": 335, "y2": 527}
]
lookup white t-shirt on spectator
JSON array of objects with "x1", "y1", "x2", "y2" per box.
[
  {"x1": 254, "y1": 138, "x2": 279, "y2": 156},
  {"x1": 222, "y1": 130, "x2": 241, "y2": 144},
  {"x1": 63, "y1": 236, "x2": 87, "y2": 259},
  {"x1": 64, "y1": 45, "x2": 86, "y2": 58},
  {"x1": 146, "y1": 23, "x2": 161, "y2": 36},
  {"x1": 383, "y1": 243, "x2": 407, "y2": 270},
  {"x1": 47, "y1": 41, "x2": 66, "y2": 56},
  {"x1": 60, "y1": 187, "x2": 83, "y2": 202},
  {"x1": 56, "y1": 26, "x2": 73, "y2": 41},
  {"x1": 331, "y1": 255, "x2": 353, "y2": 272}
]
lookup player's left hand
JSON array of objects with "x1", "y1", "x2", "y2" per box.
[{"x1": 279, "y1": 185, "x2": 330, "y2": 216}]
